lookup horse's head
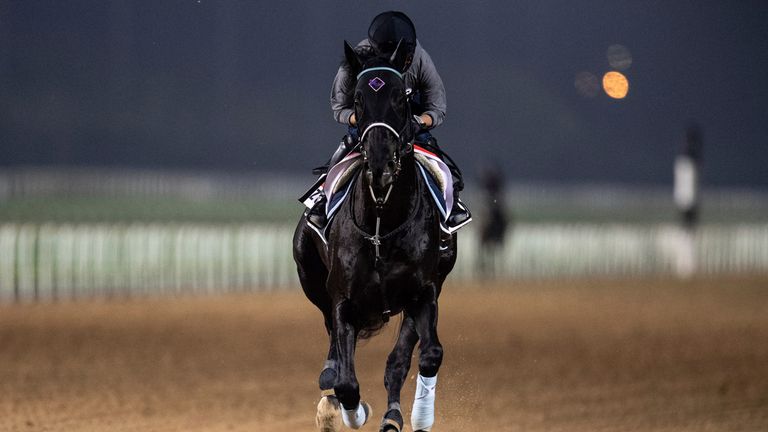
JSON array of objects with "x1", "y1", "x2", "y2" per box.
[{"x1": 344, "y1": 40, "x2": 414, "y2": 205}]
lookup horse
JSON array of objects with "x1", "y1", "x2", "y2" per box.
[{"x1": 293, "y1": 40, "x2": 458, "y2": 432}]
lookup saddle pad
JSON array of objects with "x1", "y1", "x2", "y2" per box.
[
  {"x1": 413, "y1": 145, "x2": 453, "y2": 221},
  {"x1": 325, "y1": 152, "x2": 362, "y2": 217},
  {"x1": 323, "y1": 146, "x2": 453, "y2": 223}
]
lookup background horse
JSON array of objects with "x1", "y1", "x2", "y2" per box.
[{"x1": 293, "y1": 40, "x2": 457, "y2": 432}]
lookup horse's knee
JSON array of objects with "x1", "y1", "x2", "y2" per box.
[
  {"x1": 418, "y1": 344, "x2": 443, "y2": 377},
  {"x1": 334, "y1": 380, "x2": 360, "y2": 409}
]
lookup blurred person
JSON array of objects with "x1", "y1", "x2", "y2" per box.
[
  {"x1": 675, "y1": 122, "x2": 703, "y2": 229},
  {"x1": 306, "y1": 11, "x2": 471, "y2": 233},
  {"x1": 478, "y1": 165, "x2": 510, "y2": 278},
  {"x1": 672, "y1": 122, "x2": 703, "y2": 278}
]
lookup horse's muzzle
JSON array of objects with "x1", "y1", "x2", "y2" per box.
[{"x1": 366, "y1": 166, "x2": 396, "y2": 196}]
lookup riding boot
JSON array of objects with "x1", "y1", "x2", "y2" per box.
[
  {"x1": 446, "y1": 185, "x2": 472, "y2": 232},
  {"x1": 307, "y1": 195, "x2": 328, "y2": 231}
]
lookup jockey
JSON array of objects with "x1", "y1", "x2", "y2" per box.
[{"x1": 307, "y1": 10, "x2": 472, "y2": 232}]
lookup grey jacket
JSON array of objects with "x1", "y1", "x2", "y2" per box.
[{"x1": 330, "y1": 39, "x2": 447, "y2": 129}]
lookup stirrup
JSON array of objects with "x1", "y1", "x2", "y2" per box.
[
  {"x1": 445, "y1": 200, "x2": 472, "y2": 233},
  {"x1": 306, "y1": 197, "x2": 330, "y2": 240},
  {"x1": 307, "y1": 199, "x2": 328, "y2": 227},
  {"x1": 307, "y1": 212, "x2": 328, "y2": 231},
  {"x1": 299, "y1": 174, "x2": 327, "y2": 208}
]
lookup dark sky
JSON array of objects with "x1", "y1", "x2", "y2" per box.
[{"x1": 1, "y1": 1, "x2": 767, "y2": 187}]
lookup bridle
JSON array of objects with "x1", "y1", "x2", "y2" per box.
[
  {"x1": 353, "y1": 66, "x2": 416, "y2": 262},
  {"x1": 359, "y1": 122, "x2": 405, "y2": 209},
  {"x1": 355, "y1": 67, "x2": 413, "y2": 210}
]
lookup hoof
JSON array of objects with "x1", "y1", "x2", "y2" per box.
[
  {"x1": 380, "y1": 408, "x2": 403, "y2": 432},
  {"x1": 315, "y1": 396, "x2": 341, "y2": 432},
  {"x1": 381, "y1": 423, "x2": 400, "y2": 432}
]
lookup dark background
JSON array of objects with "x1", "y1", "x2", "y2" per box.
[{"x1": 1, "y1": 0, "x2": 766, "y2": 187}]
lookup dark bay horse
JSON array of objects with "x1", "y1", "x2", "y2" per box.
[{"x1": 293, "y1": 41, "x2": 457, "y2": 432}]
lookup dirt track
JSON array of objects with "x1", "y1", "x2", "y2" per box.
[{"x1": 1, "y1": 277, "x2": 768, "y2": 432}]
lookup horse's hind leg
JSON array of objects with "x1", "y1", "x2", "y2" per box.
[
  {"x1": 410, "y1": 285, "x2": 443, "y2": 431},
  {"x1": 381, "y1": 315, "x2": 419, "y2": 432}
]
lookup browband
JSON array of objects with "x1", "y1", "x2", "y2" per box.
[{"x1": 356, "y1": 67, "x2": 403, "y2": 80}]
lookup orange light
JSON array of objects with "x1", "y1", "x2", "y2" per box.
[{"x1": 602, "y1": 71, "x2": 629, "y2": 99}]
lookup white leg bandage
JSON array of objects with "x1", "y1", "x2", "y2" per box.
[
  {"x1": 341, "y1": 402, "x2": 368, "y2": 429},
  {"x1": 411, "y1": 374, "x2": 437, "y2": 431}
]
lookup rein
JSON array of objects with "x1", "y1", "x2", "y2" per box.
[
  {"x1": 349, "y1": 162, "x2": 422, "y2": 262},
  {"x1": 347, "y1": 157, "x2": 422, "y2": 323}
]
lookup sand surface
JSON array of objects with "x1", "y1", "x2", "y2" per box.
[{"x1": 1, "y1": 277, "x2": 767, "y2": 431}]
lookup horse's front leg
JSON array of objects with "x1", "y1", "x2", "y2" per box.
[
  {"x1": 380, "y1": 314, "x2": 419, "y2": 432},
  {"x1": 410, "y1": 285, "x2": 443, "y2": 432},
  {"x1": 319, "y1": 311, "x2": 339, "y2": 392},
  {"x1": 315, "y1": 314, "x2": 342, "y2": 432},
  {"x1": 333, "y1": 299, "x2": 371, "y2": 429}
]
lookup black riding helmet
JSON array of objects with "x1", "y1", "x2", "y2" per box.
[{"x1": 368, "y1": 11, "x2": 417, "y2": 67}]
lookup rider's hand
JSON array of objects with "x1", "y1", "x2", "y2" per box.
[
  {"x1": 413, "y1": 114, "x2": 432, "y2": 129},
  {"x1": 349, "y1": 113, "x2": 357, "y2": 125}
]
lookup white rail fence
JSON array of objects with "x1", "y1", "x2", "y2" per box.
[
  {"x1": 1, "y1": 223, "x2": 767, "y2": 302},
  {"x1": 0, "y1": 167, "x2": 304, "y2": 201}
]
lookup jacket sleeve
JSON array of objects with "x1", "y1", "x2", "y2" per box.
[
  {"x1": 415, "y1": 46, "x2": 447, "y2": 128},
  {"x1": 330, "y1": 64, "x2": 355, "y2": 125}
]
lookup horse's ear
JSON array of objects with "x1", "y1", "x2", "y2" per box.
[
  {"x1": 344, "y1": 40, "x2": 363, "y2": 77},
  {"x1": 389, "y1": 38, "x2": 413, "y2": 73}
]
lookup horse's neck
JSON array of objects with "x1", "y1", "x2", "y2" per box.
[{"x1": 357, "y1": 160, "x2": 419, "y2": 232}]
